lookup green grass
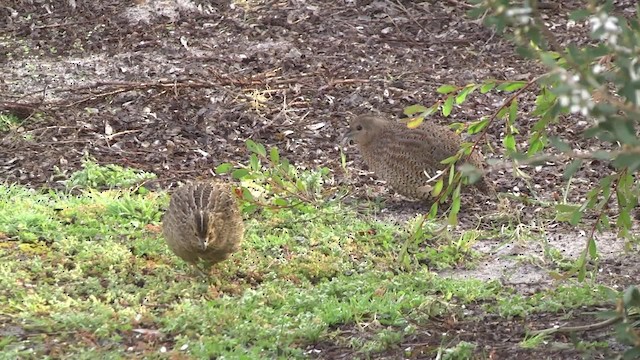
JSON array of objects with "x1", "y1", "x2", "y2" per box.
[
  {"x1": 0, "y1": 162, "x2": 621, "y2": 358},
  {"x1": 0, "y1": 113, "x2": 22, "y2": 132}
]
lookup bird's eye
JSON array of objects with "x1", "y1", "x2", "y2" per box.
[{"x1": 356, "y1": 125, "x2": 363, "y2": 131}]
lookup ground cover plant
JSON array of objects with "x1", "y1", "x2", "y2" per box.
[
  {"x1": 0, "y1": 160, "x2": 627, "y2": 358},
  {"x1": 1, "y1": 0, "x2": 639, "y2": 359}
]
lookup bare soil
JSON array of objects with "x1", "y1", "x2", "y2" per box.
[{"x1": 1, "y1": 0, "x2": 639, "y2": 358}]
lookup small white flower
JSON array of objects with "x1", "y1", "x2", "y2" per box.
[
  {"x1": 592, "y1": 64, "x2": 604, "y2": 74},
  {"x1": 604, "y1": 16, "x2": 619, "y2": 32},
  {"x1": 580, "y1": 89, "x2": 591, "y2": 100},
  {"x1": 590, "y1": 12, "x2": 621, "y2": 46},
  {"x1": 589, "y1": 16, "x2": 602, "y2": 31},
  {"x1": 505, "y1": 7, "x2": 532, "y2": 25}
]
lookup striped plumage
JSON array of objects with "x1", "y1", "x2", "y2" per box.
[
  {"x1": 347, "y1": 114, "x2": 495, "y2": 200},
  {"x1": 162, "y1": 181, "x2": 244, "y2": 275}
]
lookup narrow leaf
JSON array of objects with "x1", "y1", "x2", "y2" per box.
[
  {"x1": 497, "y1": 81, "x2": 527, "y2": 92},
  {"x1": 406, "y1": 117, "x2": 424, "y2": 129},
  {"x1": 442, "y1": 96, "x2": 454, "y2": 117},
  {"x1": 549, "y1": 136, "x2": 572, "y2": 152},
  {"x1": 404, "y1": 104, "x2": 428, "y2": 116},
  {"x1": 215, "y1": 163, "x2": 233, "y2": 174},
  {"x1": 429, "y1": 202, "x2": 438, "y2": 218},
  {"x1": 232, "y1": 169, "x2": 249, "y2": 179},
  {"x1": 431, "y1": 179, "x2": 444, "y2": 197},
  {"x1": 480, "y1": 82, "x2": 496, "y2": 94},
  {"x1": 563, "y1": 159, "x2": 583, "y2": 180},
  {"x1": 467, "y1": 118, "x2": 489, "y2": 134},
  {"x1": 509, "y1": 98, "x2": 518, "y2": 123},
  {"x1": 503, "y1": 134, "x2": 516, "y2": 153},
  {"x1": 455, "y1": 85, "x2": 477, "y2": 104},
  {"x1": 436, "y1": 84, "x2": 458, "y2": 94},
  {"x1": 270, "y1": 147, "x2": 280, "y2": 164},
  {"x1": 588, "y1": 237, "x2": 597, "y2": 259}
]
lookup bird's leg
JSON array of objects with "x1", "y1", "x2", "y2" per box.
[{"x1": 190, "y1": 262, "x2": 209, "y2": 278}]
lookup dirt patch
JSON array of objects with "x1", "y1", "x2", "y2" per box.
[
  {"x1": 309, "y1": 309, "x2": 621, "y2": 359},
  {"x1": 442, "y1": 230, "x2": 640, "y2": 291}
]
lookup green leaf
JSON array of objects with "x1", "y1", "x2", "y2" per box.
[
  {"x1": 588, "y1": 237, "x2": 597, "y2": 259},
  {"x1": 496, "y1": 81, "x2": 527, "y2": 92},
  {"x1": 617, "y1": 208, "x2": 632, "y2": 230},
  {"x1": 563, "y1": 159, "x2": 583, "y2": 180},
  {"x1": 246, "y1": 139, "x2": 258, "y2": 153},
  {"x1": 496, "y1": 106, "x2": 509, "y2": 120},
  {"x1": 257, "y1": 143, "x2": 267, "y2": 157},
  {"x1": 448, "y1": 186, "x2": 461, "y2": 225},
  {"x1": 249, "y1": 154, "x2": 260, "y2": 171},
  {"x1": 442, "y1": 96, "x2": 454, "y2": 117},
  {"x1": 241, "y1": 187, "x2": 254, "y2": 201},
  {"x1": 270, "y1": 147, "x2": 280, "y2": 164},
  {"x1": 623, "y1": 286, "x2": 640, "y2": 307},
  {"x1": 467, "y1": 118, "x2": 489, "y2": 134},
  {"x1": 440, "y1": 154, "x2": 459, "y2": 165},
  {"x1": 232, "y1": 169, "x2": 250, "y2": 179},
  {"x1": 612, "y1": 119, "x2": 639, "y2": 146},
  {"x1": 569, "y1": 209, "x2": 583, "y2": 225},
  {"x1": 503, "y1": 134, "x2": 516, "y2": 153},
  {"x1": 555, "y1": 204, "x2": 580, "y2": 212},
  {"x1": 532, "y1": 87, "x2": 557, "y2": 116},
  {"x1": 455, "y1": 85, "x2": 477, "y2": 104},
  {"x1": 273, "y1": 198, "x2": 289, "y2": 206},
  {"x1": 451, "y1": 196, "x2": 460, "y2": 214},
  {"x1": 246, "y1": 139, "x2": 267, "y2": 157},
  {"x1": 480, "y1": 82, "x2": 496, "y2": 94},
  {"x1": 612, "y1": 153, "x2": 640, "y2": 172},
  {"x1": 448, "y1": 164, "x2": 455, "y2": 185},
  {"x1": 509, "y1": 98, "x2": 518, "y2": 123},
  {"x1": 569, "y1": 9, "x2": 591, "y2": 21},
  {"x1": 447, "y1": 209, "x2": 458, "y2": 225},
  {"x1": 404, "y1": 104, "x2": 428, "y2": 116},
  {"x1": 527, "y1": 133, "x2": 545, "y2": 155},
  {"x1": 406, "y1": 117, "x2": 424, "y2": 129},
  {"x1": 436, "y1": 84, "x2": 458, "y2": 94},
  {"x1": 549, "y1": 136, "x2": 571, "y2": 152},
  {"x1": 540, "y1": 51, "x2": 562, "y2": 67},
  {"x1": 215, "y1": 163, "x2": 233, "y2": 174},
  {"x1": 591, "y1": 150, "x2": 613, "y2": 160},
  {"x1": 431, "y1": 179, "x2": 444, "y2": 197},
  {"x1": 429, "y1": 202, "x2": 438, "y2": 218},
  {"x1": 423, "y1": 104, "x2": 439, "y2": 116}
]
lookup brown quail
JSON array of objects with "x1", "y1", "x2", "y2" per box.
[
  {"x1": 347, "y1": 114, "x2": 496, "y2": 200},
  {"x1": 162, "y1": 181, "x2": 244, "y2": 276}
]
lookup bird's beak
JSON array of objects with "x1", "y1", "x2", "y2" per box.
[{"x1": 196, "y1": 236, "x2": 209, "y2": 250}]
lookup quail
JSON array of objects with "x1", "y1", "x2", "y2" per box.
[
  {"x1": 346, "y1": 114, "x2": 496, "y2": 200},
  {"x1": 162, "y1": 181, "x2": 244, "y2": 276}
]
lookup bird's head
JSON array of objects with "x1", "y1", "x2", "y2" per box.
[{"x1": 345, "y1": 114, "x2": 386, "y2": 146}]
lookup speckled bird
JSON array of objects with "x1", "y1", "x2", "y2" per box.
[
  {"x1": 162, "y1": 181, "x2": 244, "y2": 276},
  {"x1": 346, "y1": 114, "x2": 495, "y2": 200}
]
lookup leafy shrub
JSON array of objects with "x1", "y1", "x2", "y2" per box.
[
  {"x1": 216, "y1": 139, "x2": 335, "y2": 214},
  {"x1": 63, "y1": 155, "x2": 156, "y2": 190}
]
